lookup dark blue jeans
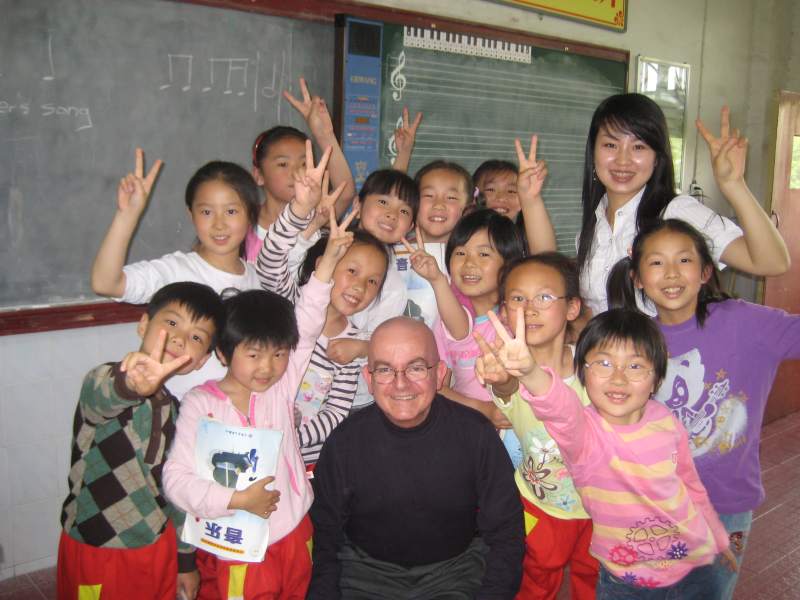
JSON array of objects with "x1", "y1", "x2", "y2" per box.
[{"x1": 596, "y1": 563, "x2": 715, "y2": 600}]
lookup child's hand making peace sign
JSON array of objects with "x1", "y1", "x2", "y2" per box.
[
  {"x1": 120, "y1": 330, "x2": 191, "y2": 397},
  {"x1": 314, "y1": 207, "x2": 359, "y2": 284},
  {"x1": 117, "y1": 147, "x2": 163, "y2": 219},
  {"x1": 400, "y1": 226, "x2": 446, "y2": 284},
  {"x1": 515, "y1": 135, "x2": 548, "y2": 205},
  {"x1": 292, "y1": 140, "x2": 333, "y2": 218}
]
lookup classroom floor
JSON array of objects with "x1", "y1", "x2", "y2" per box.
[{"x1": 2, "y1": 411, "x2": 800, "y2": 600}]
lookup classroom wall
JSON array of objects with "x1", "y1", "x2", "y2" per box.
[{"x1": 1, "y1": 0, "x2": 798, "y2": 579}]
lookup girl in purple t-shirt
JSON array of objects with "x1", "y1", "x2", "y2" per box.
[{"x1": 610, "y1": 218, "x2": 800, "y2": 600}]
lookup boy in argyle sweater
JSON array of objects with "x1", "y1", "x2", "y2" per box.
[{"x1": 57, "y1": 282, "x2": 224, "y2": 600}]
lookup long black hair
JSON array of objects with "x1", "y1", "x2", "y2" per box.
[
  {"x1": 606, "y1": 219, "x2": 730, "y2": 326},
  {"x1": 576, "y1": 93, "x2": 677, "y2": 277}
]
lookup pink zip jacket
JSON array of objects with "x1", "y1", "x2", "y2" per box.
[{"x1": 163, "y1": 274, "x2": 332, "y2": 546}]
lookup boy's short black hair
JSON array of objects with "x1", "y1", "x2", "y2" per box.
[
  {"x1": 146, "y1": 282, "x2": 225, "y2": 351},
  {"x1": 358, "y1": 169, "x2": 420, "y2": 221},
  {"x1": 574, "y1": 308, "x2": 668, "y2": 393},
  {"x1": 217, "y1": 290, "x2": 299, "y2": 362}
]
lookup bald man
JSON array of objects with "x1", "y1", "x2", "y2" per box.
[{"x1": 308, "y1": 317, "x2": 523, "y2": 599}]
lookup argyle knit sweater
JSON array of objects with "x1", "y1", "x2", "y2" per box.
[{"x1": 60, "y1": 363, "x2": 194, "y2": 571}]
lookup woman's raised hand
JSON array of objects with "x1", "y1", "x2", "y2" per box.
[{"x1": 697, "y1": 106, "x2": 748, "y2": 188}]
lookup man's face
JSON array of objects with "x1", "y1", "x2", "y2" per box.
[{"x1": 364, "y1": 320, "x2": 447, "y2": 428}]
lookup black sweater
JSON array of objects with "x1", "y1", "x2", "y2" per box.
[{"x1": 309, "y1": 394, "x2": 524, "y2": 599}]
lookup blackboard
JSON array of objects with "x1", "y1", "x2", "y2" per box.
[
  {"x1": 0, "y1": 0, "x2": 334, "y2": 311},
  {"x1": 358, "y1": 22, "x2": 627, "y2": 252}
]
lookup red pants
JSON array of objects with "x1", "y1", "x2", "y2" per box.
[
  {"x1": 196, "y1": 515, "x2": 313, "y2": 600},
  {"x1": 517, "y1": 496, "x2": 598, "y2": 600},
  {"x1": 57, "y1": 522, "x2": 178, "y2": 600}
]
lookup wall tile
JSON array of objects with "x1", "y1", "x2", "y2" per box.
[
  {"x1": 0, "y1": 510, "x2": 12, "y2": 571},
  {"x1": 0, "y1": 448, "x2": 9, "y2": 509},
  {"x1": 2, "y1": 384, "x2": 53, "y2": 448},
  {"x1": 12, "y1": 498, "x2": 61, "y2": 566},
  {"x1": 8, "y1": 443, "x2": 58, "y2": 507}
]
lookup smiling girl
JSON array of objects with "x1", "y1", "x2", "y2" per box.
[{"x1": 576, "y1": 94, "x2": 788, "y2": 318}]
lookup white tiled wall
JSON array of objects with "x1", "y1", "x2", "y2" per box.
[{"x1": 0, "y1": 322, "x2": 138, "y2": 579}]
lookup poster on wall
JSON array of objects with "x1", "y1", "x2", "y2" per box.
[{"x1": 495, "y1": 0, "x2": 627, "y2": 32}]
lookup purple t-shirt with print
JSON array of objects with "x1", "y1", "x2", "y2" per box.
[{"x1": 654, "y1": 299, "x2": 800, "y2": 514}]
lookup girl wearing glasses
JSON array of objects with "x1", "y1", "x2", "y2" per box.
[
  {"x1": 478, "y1": 253, "x2": 598, "y2": 600},
  {"x1": 608, "y1": 218, "x2": 800, "y2": 599},
  {"x1": 476, "y1": 307, "x2": 736, "y2": 599}
]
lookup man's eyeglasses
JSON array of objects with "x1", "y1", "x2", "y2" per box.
[
  {"x1": 584, "y1": 359, "x2": 654, "y2": 382},
  {"x1": 505, "y1": 293, "x2": 567, "y2": 311},
  {"x1": 368, "y1": 362, "x2": 436, "y2": 384}
]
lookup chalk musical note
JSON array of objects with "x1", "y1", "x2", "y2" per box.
[
  {"x1": 159, "y1": 54, "x2": 193, "y2": 91},
  {"x1": 42, "y1": 32, "x2": 55, "y2": 81},
  {"x1": 259, "y1": 51, "x2": 286, "y2": 100},
  {"x1": 204, "y1": 58, "x2": 250, "y2": 95},
  {"x1": 390, "y1": 51, "x2": 406, "y2": 102}
]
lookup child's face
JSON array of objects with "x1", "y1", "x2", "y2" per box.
[
  {"x1": 253, "y1": 137, "x2": 306, "y2": 205},
  {"x1": 480, "y1": 171, "x2": 520, "y2": 220},
  {"x1": 634, "y1": 230, "x2": 711, "y2": 325},
  {"x1": 358, "y1": 192, "x2": 414, "y2": 244},
  {"x1": 449, "y1": 228, "x2": 503, "y2": 302},
  {"x1": 189, "y1": 180, "x2": 251, "y2": 261},
  {"x1": 417, "y1": 169, "x2": 468, "y2": 243},
  {"x1": 329, "y1": 243, "x2": 387, "y2": 317},
  {"x1": 501, "y1": 262, "x2": 580, "y2": 348},
  {"x1": 593, "y1": 124, "x2": 656, "y2": 205},
  {"x1": 137, "y1": 302, "x2": 215, "y2": 375},
  {"x1": 584, "y1": 339, "x2": 655, "y2": 426},
  {"x1": 222, "y1": 341, "x2": 291, "y2": 396}
]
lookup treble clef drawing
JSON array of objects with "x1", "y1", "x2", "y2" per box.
[
  {"x1": 387, "y1": 114, "x2": 404, "y2": 161},
  {"x1": 390, "y1": 51, "x2": 406, "y2": 101}
]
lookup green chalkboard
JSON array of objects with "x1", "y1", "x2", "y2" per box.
[
  {"x1": 379, "y1": 24, "x2": 627, "y2": 253},
  {"x1": 0, "y1": 0, "x2": 333, "y2": 310}
]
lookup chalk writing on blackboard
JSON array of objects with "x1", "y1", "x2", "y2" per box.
[{"x1": 158, "y1": 50, "x2": 289, "y2": 113}]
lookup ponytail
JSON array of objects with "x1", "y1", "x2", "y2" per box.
[{"x1": 606, "y1": 256, "x2": 642, "y2": 313}]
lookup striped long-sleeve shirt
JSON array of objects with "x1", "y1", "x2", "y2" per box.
[
  {"x1": 256, "y1": 204, "x2": 365, "y2": 464},
  {"x1": 520, "y1": 367, "x2": 729, "y2": 589}
]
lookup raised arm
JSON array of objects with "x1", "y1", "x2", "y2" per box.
[
  {"x1": 401, "y1": 226, "x2": 469, "y2": 339},
  {"x1": 91, "y1": 148, "x2": 162, "y2": 297},
  {"x1": 284, "y1": 78, "x2": 355, "y2": 218},
  {"x1": 391, "y1": 107, "x2": 422, "y2": 174},
  {"x1": 698, "y1": 106, "x2": 790, "y2": 275},
  {"x1": 256, "y1": 142, "x2": 331, "y2": 300},
  {"x1": 516, "y1": 136, "x2": 556, "y2": 253},
  {"x1": 297, "y1": 361, "x2": 362, "y2": 448}
]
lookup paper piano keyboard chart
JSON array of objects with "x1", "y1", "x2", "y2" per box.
[
  {"x1": 402, "y1": 26, "x2": 532, "y2": 63},
  {"x1": 380, "y1": 23, "x2": 626, "y2": 254},
  {"x1": 0, "y1": 0, "x2": 333, "y2": 311}
]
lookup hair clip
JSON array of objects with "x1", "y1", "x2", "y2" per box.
[{"x1": 252, "y1": 132, "x2": 267, "y2": 167}]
